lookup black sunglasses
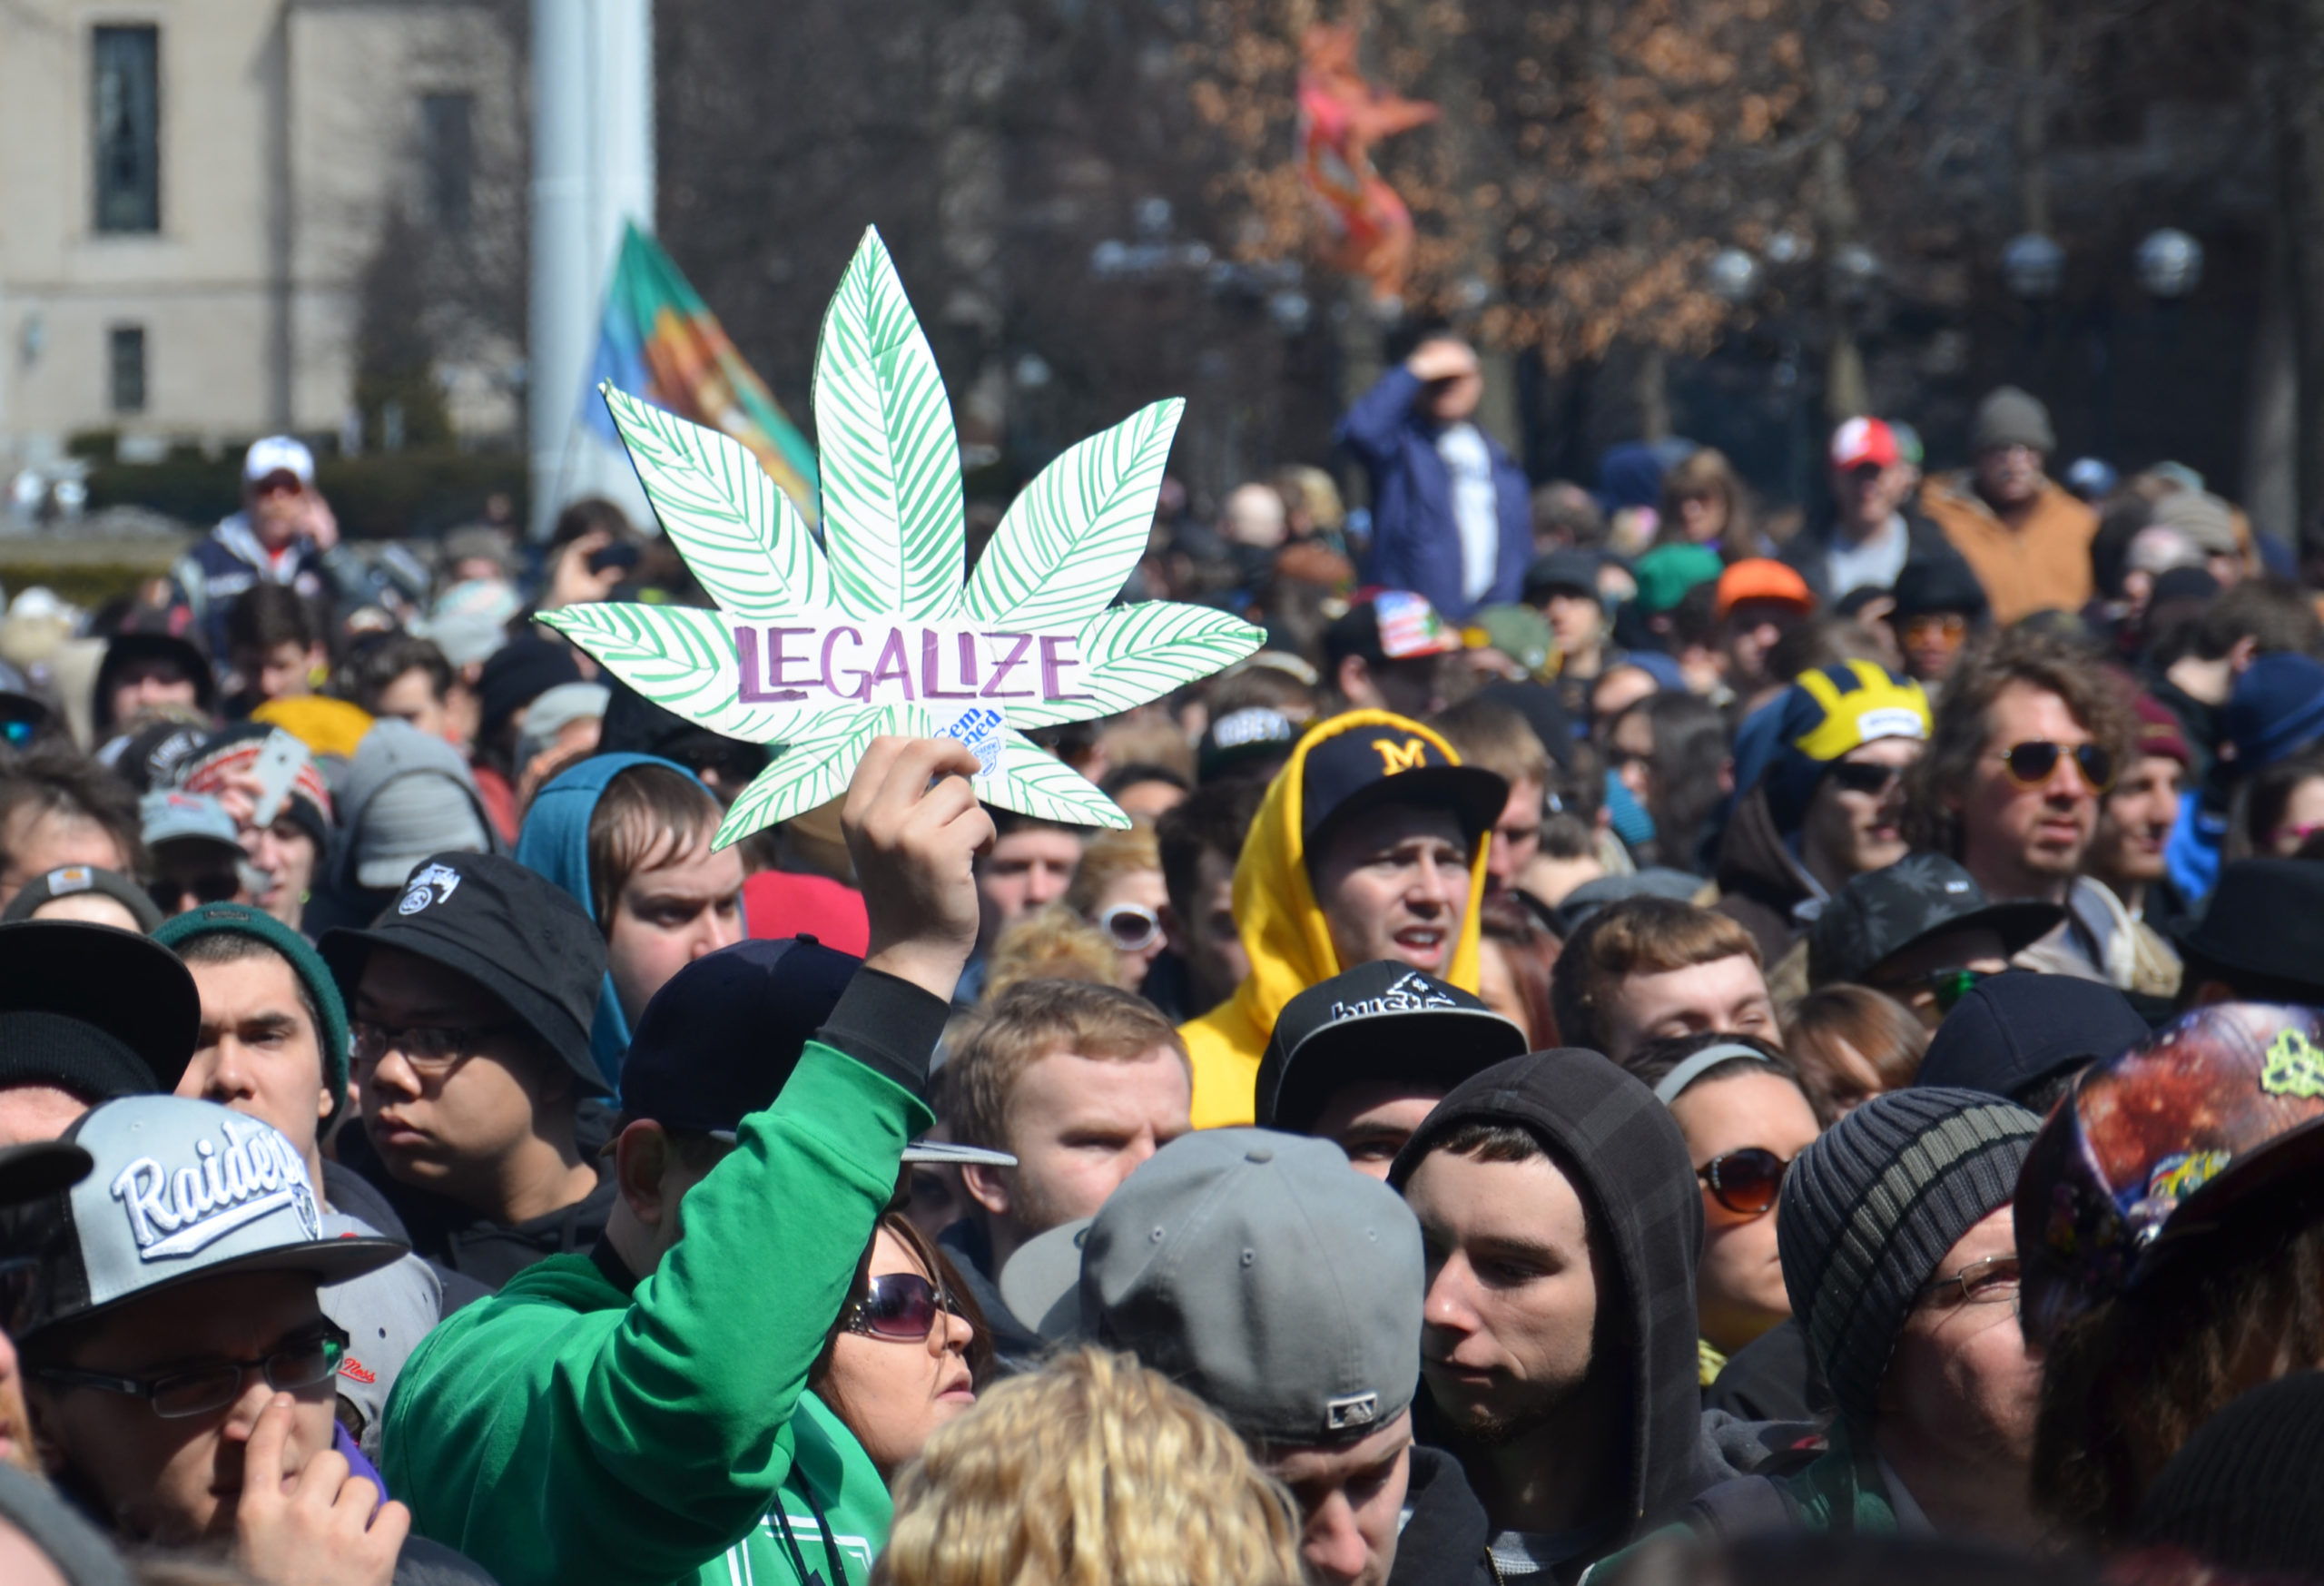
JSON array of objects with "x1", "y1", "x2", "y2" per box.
[
  {"x1": 1996, "y1": 740, "x2": 2113, "y2": 793},
  {"x1": 1827, "y1": 761, "x2": 1904, "y2": 797},
  {"x1": 1697, "y1": 1148, "x2": 1790, "y2": 1216},
  {"x1": 841, "y1": 1272, "x2": 963, "y2": 1344}
]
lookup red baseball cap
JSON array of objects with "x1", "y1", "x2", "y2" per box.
[
  {"x1": 1714, "y1": 558, "x2": 1815, "y2": 620},
  {"x1": 1829, "y1": 417, "x2": 1901, "y2": 472}
]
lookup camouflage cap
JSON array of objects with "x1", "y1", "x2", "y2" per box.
[{"x1": 2016, "y1": 1002, "x2": 2324, "y2": 1345}]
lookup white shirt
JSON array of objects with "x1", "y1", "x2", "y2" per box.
[
  {"x1": 1825, "y1": 513, "x2": 1910, "y2": 597},
  {"x1": 1437, "y1": 422, "x2": 1501, "y2": 604}
]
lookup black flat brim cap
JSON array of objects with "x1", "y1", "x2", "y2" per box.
[
  {"x1": 320, "y1": 923, "x2": 607, "y2": 1096},
  {"x1": 0, "y1": 922, "x2": 201, "y2": 1093},
  {"x1": 0, "y1": 1141, "x2": 89, "y2": 1206},
  {"x1": 1306, "y1": 763, "x2": 1509, "y2": 859},
  {"x1": 1258, "y1": 1006, "x2": 1531, "y2": 1132}
]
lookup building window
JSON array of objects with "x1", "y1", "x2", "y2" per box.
[
  {"x1": 110, "y1": 326, "x2": 147, "y2": 413},
  {"x1": 93, "y1": 26, "x2": 161, "y2": 234},
  {"x1": 420, "y1": 93, "x2": 473, "y2": 232}
]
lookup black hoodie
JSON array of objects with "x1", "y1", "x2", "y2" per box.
[{"x1": 1390, "y1": 1049, "x2": 1708, "y2": 1580}]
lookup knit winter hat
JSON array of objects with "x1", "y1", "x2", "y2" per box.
[
  {"x1": 1777, "y1": 1087, "x2": 2041, "y2": 1427},
  {"x1": 2224, "y1": 652, "x2": 2324, "y2": 770},
  {"x1": 2135, "y1": 1371, "x2": 2324, "y2": 1576},
  {"x1": 154, "y1": 903, "x2": 351, "y2": 1129},
  {"x1": 1968, "y1": 386, "x2": 2056, "y2": 455}
]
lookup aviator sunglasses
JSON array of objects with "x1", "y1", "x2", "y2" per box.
[{"x1": 1994, "y1": 740, "x2": 2114, "y2": 793}]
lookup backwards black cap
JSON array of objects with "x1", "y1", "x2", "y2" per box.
[
  {"x1": 0, "y1": 921, "x2": 200, "y2": 1098},
  {"x1": 319, "y1": 852, "x2": 609, "y2": 1094}
]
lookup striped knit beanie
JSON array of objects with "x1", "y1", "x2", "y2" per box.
[{"x1": 1777, "y1": 1087, "x2": 2040, "y2": 1427}]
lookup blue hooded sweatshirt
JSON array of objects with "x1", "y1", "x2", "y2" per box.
[{"x1": 514, "y1": 754, "x2": 724, "y2": 1085}]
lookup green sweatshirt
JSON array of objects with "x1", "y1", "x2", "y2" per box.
[{"x1": 380, "y1": 970, "x2": 941, "y2": 1586}]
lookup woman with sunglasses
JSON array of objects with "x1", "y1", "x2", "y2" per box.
[
  {"x1": 810, "y1": 1211, "x2": 988, "y2": 1489},
  {"x1": 1062, "y1": 827, "x2": 1169, "y2": 996},
  {"x1": 1622, "y1": 1032, "x2": 1820, "y2": 1383}
]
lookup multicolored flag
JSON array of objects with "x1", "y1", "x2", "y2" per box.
[{"x1": 586, "y1": 223, "x2": 820, "y2": 522}]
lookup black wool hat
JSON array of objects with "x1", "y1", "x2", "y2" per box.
[
  {"x1": 619, "y1": 937, "x2": 861, "y2": 1135},
  {"x1": 2175, "y1": 859, "x2": 2324, "y2": 1000},
  {"x1": 1256, "y1": 960, "x2": 1529, "y2": 1133},
  {"x1": 1915, "y1": 974, "x2": 2152, "y2": 1105},
  {"x1": 2135, "y1": 1371, "x2": 2324, "y2": 1577},
  {"x1": 1777, "y1": 1088, "x2": 2040, "y2": 1428},
  {"x1": 320, "y1": 851, "x2": 609, "y2": 1094},
  {"x1": 0, "y1": 921, "x2": 200, "y2": 1097}
]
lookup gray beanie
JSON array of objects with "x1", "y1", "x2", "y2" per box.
[
  {"x1": 1968, "y1": 386, "x2": 2055, "y2": 456},
  {"x1": 1777, "y1": 1088, "x2": 2040, "y2": 1427}
]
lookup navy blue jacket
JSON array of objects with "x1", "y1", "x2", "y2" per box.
[{"x1": 1336, "y1": 367, "x2": 1531, "y2": 621}]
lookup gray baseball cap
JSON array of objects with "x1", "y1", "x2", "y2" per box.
[
  {"x1": 14, "y1": 1095, "x2": 407, "y2": 1341},
  {"x1": 1073, "y1": 1128, "x2": 1424, "y2": 1447}
]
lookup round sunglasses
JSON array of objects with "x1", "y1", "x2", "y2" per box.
[
  {"x1": 1994, "y1": 740, "x2": 2114, "y2": 793},
  {"x1": 1096, "y1": 902, "x2": 1161, "y2": 954},
  {"x1": 841, "y1": 1272, "x2": 964, "y2": 1344},
  {"x1": 1697, "y1": 1147, "x2": 1791, "y2": 1217}
]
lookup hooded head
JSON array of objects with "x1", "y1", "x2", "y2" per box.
[
  {"x1": 513, "y1": 753, "x2": 734, "y2": 1083},
  {"x1": 1390, "y1": 1049, "x2": 1706, "y2": 1544}
]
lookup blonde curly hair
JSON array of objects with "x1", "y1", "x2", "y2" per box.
[{"x1": 874, "y1": 1347, "x2": 1305, "y2": 1586}]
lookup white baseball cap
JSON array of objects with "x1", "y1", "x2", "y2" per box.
[{"x1": 242, "y1": 435, "x2": 316, "y2": 486}]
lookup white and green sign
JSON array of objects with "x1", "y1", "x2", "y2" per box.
[{"x1": 540, "y1": 227, "x2": 1263, "y2": 848}]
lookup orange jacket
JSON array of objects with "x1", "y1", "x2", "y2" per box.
[{"x1": 1918, "y1": 474, "x2": 2097, "y2": 626}]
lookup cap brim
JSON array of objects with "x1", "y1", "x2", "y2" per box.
[
  {"x1": 0, "y1": 922, "x2": 200, "y2": 1093},
  {"x1": 318, "y1": 926, "x2": 607, "y2": 1097},
  {"x1": 2136, "y1": 1111, "x2": 2324, "y2": 1276},
  {"x1": 1265, "y1": 1008, "x2": 1531, "y2": 1133},
  {"x1": 997, "y1": 1216, "x2": 1092, "y2": 1344},
  {"x1": 901, "y1": 1139, "x2": 1017, "y2": 1167},
  {"x1": 1875, "y1": 900, "x2": 2066, "y2": 975},
  {"x1": 30, "y1": 1235, "x2": 410, "y2": 1342},
  {"x1": 0, "y1": 1141, "x2": 89, "y2": 1206},
  {"x1": 1310, "y1": 763, "x2": 1508, "y2": 855}
]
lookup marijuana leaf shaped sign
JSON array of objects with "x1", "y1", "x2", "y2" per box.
[{"x1": 538, "y1": 227, "x2": 1265, "y2": 849}]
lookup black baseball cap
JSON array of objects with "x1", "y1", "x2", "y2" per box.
[
  {"x1": 2175, "y1": 860, "x2": 2324, "y2": 1000},
  {"x1": 1299, "y1": 717, "x2": 1506, "y2": 861},
  {"x1": 1256, "y1": 961, "x2": 1529, "y2": 1133},
  {"x1": 1807, "y1": 853, "x2": 2063, "y2": 989},
  {"x1": 1522, "y1": 551, "x2": 1604, "y2": 605},
  {"x1": 621, "y1": 936, "x2": 1015, "y2": 1165},
  {"x1": 0, "y1": 921, "x2": 201, "y2": 1098},
  {"x1": 320, "y1": 852, "x2": 609, "y2": 1094},
  {"x1": 1915, "y1": 973, "x2": 2152, "y2": 1103}
]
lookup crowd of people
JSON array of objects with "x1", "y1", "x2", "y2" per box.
[{"x1": 0, "y1": 339, "x2": 2319, "y2": 1586}]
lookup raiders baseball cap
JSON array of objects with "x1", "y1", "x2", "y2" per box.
[
  {"x1": 11, "y1": 1096, "x2": 405, "y2": 1343},
  {"x1": 1065, "y1": 1128, "x2": 1425, "y2": 1446},
  {"x1": 319, "y1": 852, "x2": 609, "y2": 1094},
  {"x1": 1299, "y1": 716, "x2": 1506, "y2": 860},
  {"x1": 619, "y1": 936, "x2": 1014, "y2": 1167},
  {"x1": 1256, "y1": 960, "x2": 1529, "y2": 1133},
  {"x1": 0, "y1": 921, "x2": 202, "y2": 1098}
]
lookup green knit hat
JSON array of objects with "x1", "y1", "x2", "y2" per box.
[{"x1": 153, "y1": 904, "x2": 350, "y2": 1128}]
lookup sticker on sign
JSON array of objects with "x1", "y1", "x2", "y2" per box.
[{"x1": 934, "y1": 706, "x2": 1006, "y2": 779}]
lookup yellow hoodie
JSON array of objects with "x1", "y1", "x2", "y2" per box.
[{"x1": 1180, "y1": 710, "x2": 1491, "y2": 1128}]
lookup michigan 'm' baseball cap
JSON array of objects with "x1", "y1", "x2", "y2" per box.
[{"x1": 1298, "y1": 716, "x2": 1506, "y2": 860}]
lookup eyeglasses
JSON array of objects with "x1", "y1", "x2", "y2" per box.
[
  {"x1": 840, "y1": 1272, "x2": 964, "y2": 1344},
  {"x1": 1995, "y1": 740, "x2": 2114, "y2": 793},
  {"x1": 1900, "y1": 614, "x2": 1969, "y2": 645},
  {"x1": 1097, "y1": 902, "x2": 1161, "y2": 953},
  {"x1": 35, "y1": 1324, "x2": 349, "y2": 1419},
  {"x1": 1826, "y1": 761, "x2": 1904, "y2": 798},
  {"x1": 350, "y1": 1019, "x2": 522, "y2": 1074},
  {"x1": 1919, "y1": 1253, "x2": 2021, "y2": 1309},
  {"x1": 1697, "y1": 1148, "x2": 1790, "y2": 1216}
]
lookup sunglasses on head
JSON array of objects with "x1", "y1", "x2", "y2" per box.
[
  {"x1": 1098, "y1": 902, "x2": 1161, "y2": 954},
  {"x1": 1827, "y1": 760, "x2": 1904, "y2": 797},
  {"x1": 1697, "y1": 1148, "x2": 1790, "y2": 1217},
  {"x1": 841, "y1": 1272, "x2": 963, "y2": 1344},
  {"x1": 1995, "y1": 740, "x2": 2114, "y2": 793}
]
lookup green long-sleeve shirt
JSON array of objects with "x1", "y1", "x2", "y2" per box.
[{"x1": 380, "y1": 970, "x2": 941, "y2": 1586}]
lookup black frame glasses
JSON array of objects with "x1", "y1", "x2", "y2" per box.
[
  {"x1": 1697, "y1": 1148, "x2": 1790, "y2": 1216},
  {"x1": 1995, "y1": 740, "x2": 2114, "y2": 793},
  {"x1": 350, "y1": 1020, "x2": 524, "y2": 1075},
  {"x1": 841, "y1": 1273, "x2": 963, "y2": 1344},
  {"x1": 34, "y1": 1323, "x2": 350, "y2": 1419}
]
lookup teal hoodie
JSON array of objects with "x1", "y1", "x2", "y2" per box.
[
  {"x1": 514, "y1": 753, "x2": 724, "y2": 1084},
  {"x1": 380, "y1": 970, "x2": 939, "y2": 1586}
]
